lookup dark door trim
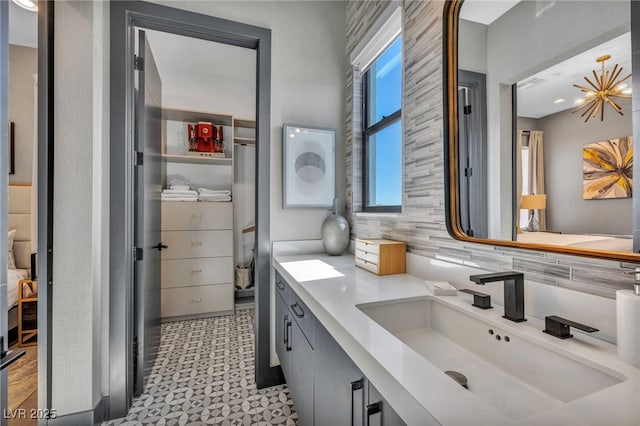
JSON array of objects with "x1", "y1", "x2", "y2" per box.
[
  {"x1": 109, "y1": 2, "x2": 272, "y2": 419},
  {"x1": 37, "y1": 0, "x2": 54, "y2": 416}
]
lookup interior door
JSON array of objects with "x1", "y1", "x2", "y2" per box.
[{"x1": 133, "y1": 29, "x2": 163, "y2": 396}]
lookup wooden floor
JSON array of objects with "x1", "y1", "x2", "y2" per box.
[{"x1": 7, "y1": 343, "x2": 37, "y2": 426}]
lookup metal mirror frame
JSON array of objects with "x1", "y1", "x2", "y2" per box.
[{"x1": 442, "y1": 0, "x2": 640, "y2": 262}]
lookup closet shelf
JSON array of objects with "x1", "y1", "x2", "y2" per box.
[{"x1": 161, "y1": 153, "x2": 232, "y2": 165}]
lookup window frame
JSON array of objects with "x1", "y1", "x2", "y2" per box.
[{"x1": 361, "y1": 37, "x2": 403, "y2": 213}]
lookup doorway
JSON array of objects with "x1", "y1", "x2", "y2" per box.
[
  {"x1": 0, "y1": 0, "x2": 53, "y2": 424},
  {"x1": 109, "y1": 2, "x2": 273, "y2": 419}
]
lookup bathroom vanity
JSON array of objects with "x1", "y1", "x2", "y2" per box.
[{"x1": 272, "y1": 251, "x2": 640, "y2": 425}]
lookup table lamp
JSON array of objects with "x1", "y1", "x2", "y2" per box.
[{"x1": 521, "y1": 194, "x2": 547, "y2": 232}]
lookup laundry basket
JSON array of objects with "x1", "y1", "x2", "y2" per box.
[{"x1": 235, "y1": 263, "x2": 252, "y2": 289}]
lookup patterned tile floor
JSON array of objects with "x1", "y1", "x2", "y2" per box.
[{"x1": 104, "y1": 310, "x2": 298, "y2": 425}]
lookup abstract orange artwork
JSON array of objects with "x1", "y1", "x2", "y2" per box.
[{"x1": 583, "y1": 136, "x2": 633, "y2": 199}]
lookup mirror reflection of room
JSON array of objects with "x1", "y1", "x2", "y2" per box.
[
  {"x1": 7, "y1": 0, "x2": 39, "y2": 423},
  {"x1": 458, "y1": 0, "x2": 635, "y2": 253}
]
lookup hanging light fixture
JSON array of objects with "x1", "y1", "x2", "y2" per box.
[
  {"x1": 11, "y1": 0, "x2": 38, "y2": 12},
  {"x1": 573, "y1": 54, "x2": 631, "y2": 122}
]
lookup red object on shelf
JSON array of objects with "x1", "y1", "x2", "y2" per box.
[
  {"x1": 214, "y1": 125, "x2": 225, "y2": 153},
  {"x1": 196, "y1": 122, "x2": 214, "y2": 153},
  {"x1": 187, "y1": 123, "x2": 197, "y2": 151}
]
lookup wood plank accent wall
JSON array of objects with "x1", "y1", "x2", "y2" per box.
[{"x1": 344, "y1": 0, "x2": 639, "y2": 299}]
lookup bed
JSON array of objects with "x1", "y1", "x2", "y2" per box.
[
  {"x1": 8, "y1": 185, "x2": 33, "y2": 334},
  {"x1": 517, "y1": 231, "x2": 634, "y2": 252}
]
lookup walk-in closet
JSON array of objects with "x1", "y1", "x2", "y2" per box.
[{"x1": 145, "y1": 29, "x2": 257, "y2": 320}]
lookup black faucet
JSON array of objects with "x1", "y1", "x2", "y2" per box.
[{"x1": 469, "y1": 271, "x2": 526, "y2": 322}]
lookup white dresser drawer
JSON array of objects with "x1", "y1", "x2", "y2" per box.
[
  {"x1": 161, "y1": 257, "x2": 233, "y2": 288},
  {"x1": 162, "y1": 201, "x2": 233, "y2": 231},
  {"x1": 161, "y1": 230, "x2": 233, "y2": 260},
  {"x1": 355, "y1": 239, "x2": 380, "y2": 254},
  {"x1": 161, "y1": 283, "x2": 234, "y2": 318},
  {"x1": 355, "y1": 249, "x2": 379, "y2": 264},
  {"x1": 355, "y1": 257, "x2": 379, "y2": 274}
]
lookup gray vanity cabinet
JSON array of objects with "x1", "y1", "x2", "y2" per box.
[
  {"x1": 314, "y1": 322, "x2": 365, "y2": 426},
  {"x1": 367, "y1": 382, "x2": 405, "y2": 426},
  {"x1": 289, "y1": 319, "x2": 314, "y2": 425},
  {"x1": 275, "y1": 289, "x2": 290, "y2": 379},
  {"x1": 275, "y1": 271, "x2": 314, "y2": 425},
  {"x1": 275, "y1": 270, "x2": 405, "y2": 426}
]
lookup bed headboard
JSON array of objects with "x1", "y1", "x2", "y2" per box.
[{"x1": 8, "y1": 184, "x2": 31, "y2": 273}]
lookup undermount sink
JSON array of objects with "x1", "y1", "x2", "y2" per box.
[{"x1": 357, "y1": 297, "x2": 626, "y2": 420}]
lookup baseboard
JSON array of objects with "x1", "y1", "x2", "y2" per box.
[
  {"x1": 94, "y1": 395, "x2": 109, "y2": 425},
  {"x1": 160, "y1": 310, "x2": 234, "y2": 323},
  {"x1": 257, "y1": 365, "x2": 285, "y2": 389},
  {"x1": 47, "y1": 396, "x2": 108, "y2": 426}
]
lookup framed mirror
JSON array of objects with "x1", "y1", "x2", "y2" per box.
[{"x1": 443, "y1": 0, "x2": 640, "y2": 262}]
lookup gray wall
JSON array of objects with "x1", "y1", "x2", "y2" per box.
[
  {"x1": 52, "y1": 0, "x2": 345, "y2": 416},
  {"x1": 8, "y1": 44, "x2": 36, "y2": 184},
  {"x1": 154, "y1": 0, "x2": 347, "y2": 241},
  {"x1": 53, "y1": 0, "x2": 109, "y2": 417},
  {"x1": 537, "y1": 99, "x2": 633, "y2": 235},
  {"x1": 458, "y1": 18, "x2": 486, "y2": 74},
  {"x1": 346, "y1": 1, "x2": 638, "y2": 301}
]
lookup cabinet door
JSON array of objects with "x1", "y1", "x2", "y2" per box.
[
  {"x1": 275, "y1": 292, "x2": 291, "y2": 379},
  {"x1": 289, "y1": 320, "x2": 314, "y2": 426},
  {"x1": 367, "y1": 383, "x2": 405, "y2": 426},
  {"x1": 314, "y1": 322, "x2": 365, "y2": 426}
]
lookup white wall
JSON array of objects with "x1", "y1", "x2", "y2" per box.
[
  {"x1": 8, "y1": 44, "x2": 36, "y2": 184},
  {"x1": 482, "y1": 0, "x2": 630, "y2": 239},
  {"x1": 53, "y1": 0, "x2": 109, "y2": 416}
]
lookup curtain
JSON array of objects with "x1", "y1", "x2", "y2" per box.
[
  {"x1": 31, "y1": 74, "x2": 38, "y2": 252},
  {"x1": 528, "y1": 130, "x2": 546, "y2": 231},
  {"x1": 515, "y1": 129, "x2": 523, "y2": 235}
]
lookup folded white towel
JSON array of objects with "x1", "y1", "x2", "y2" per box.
[
  {"x1": 162, "y1": 189, "x2": 198, "y2": 196},
  {"x1": 170, "y1": 184, "x2": 191, "y2": 191},
  {"x1": 161, "y1": 197, "x2": 199, "y2": 202},
  {"x1": 198, "y1": 195, "x2": 231, "y2": 202},
  {"x1": 198, "y1": 188, "x2": 231, "y2": 196}
]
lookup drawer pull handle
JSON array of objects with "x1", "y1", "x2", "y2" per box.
[
  {"x1": 191, "y1": 298, "x2": 202, "y2": 303},
  {"x1": 191, "y1": 214, "x2": 202, "y2": 218},
  {"x1": 276, "y1": 280, "x2": 285, "y2": 290},
  {"x1": 283, "y1": 315, "x2": 288, "y2": 345},
  {"x1": 350, "y1": 379, "x2": 364, "y2": 426},
  {"x1": 290, "y1": 303, "x2": 304, "y2": 318},
  {"x1": 191, "y1": 241, "x2": 203, "y2": 246},
  {"x1": 366, "y1": 402, "x2": 382, "y2": 426},
  {"x1": 285, "y1": 320, "x2": 292, "y2": 351},
  {"x1": 191, "y1": 269, "x2": 202, "y2": 274}
]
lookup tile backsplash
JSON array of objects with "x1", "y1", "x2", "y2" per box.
[{"x1": 344, "y1": 0, "x2": 638, "y2": 299}]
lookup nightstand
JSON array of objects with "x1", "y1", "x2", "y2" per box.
[{"x1": 17, "y1": 279, "x2": 37, "y2": 346}]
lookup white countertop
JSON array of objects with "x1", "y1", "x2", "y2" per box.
[{"x1": 272, "y1": 253, "x2": 640, "y2": 426}]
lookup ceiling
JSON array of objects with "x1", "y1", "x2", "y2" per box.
[
  {"x1": 459, "y1": 0, "x2": 522, "y2": 25},
  {"x1": 459, "y1": 0, "x2": 632, "y2": 120},
  {"x1": 144, "y1": 29, "x2": 256, "y2": 116},
  {"x1": 8, "y1": 0, "x2": 37, "y2": 48},
  {"x1": 517, "y1": 32, "x2": 632, "y2": 119}
]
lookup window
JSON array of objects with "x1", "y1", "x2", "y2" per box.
[{"x1": 363, "y1": 36, "x2": 402, "y2": 212}]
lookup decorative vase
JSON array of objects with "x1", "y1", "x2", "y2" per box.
[{"x1": 321, "y1": 200, "x2": 350, "y2": 255}]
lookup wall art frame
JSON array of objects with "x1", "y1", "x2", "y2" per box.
[{"x1": 283, "y1": 123, "x2": 336, "y2": 208}]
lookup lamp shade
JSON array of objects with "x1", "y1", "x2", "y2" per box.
[{"x1": 521, "y1": 194, "x2": 547, "y2": 210}]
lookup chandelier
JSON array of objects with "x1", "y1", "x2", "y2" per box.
[{"x1": 573, "y1": 54, "x2": 631, "y2": 122}]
